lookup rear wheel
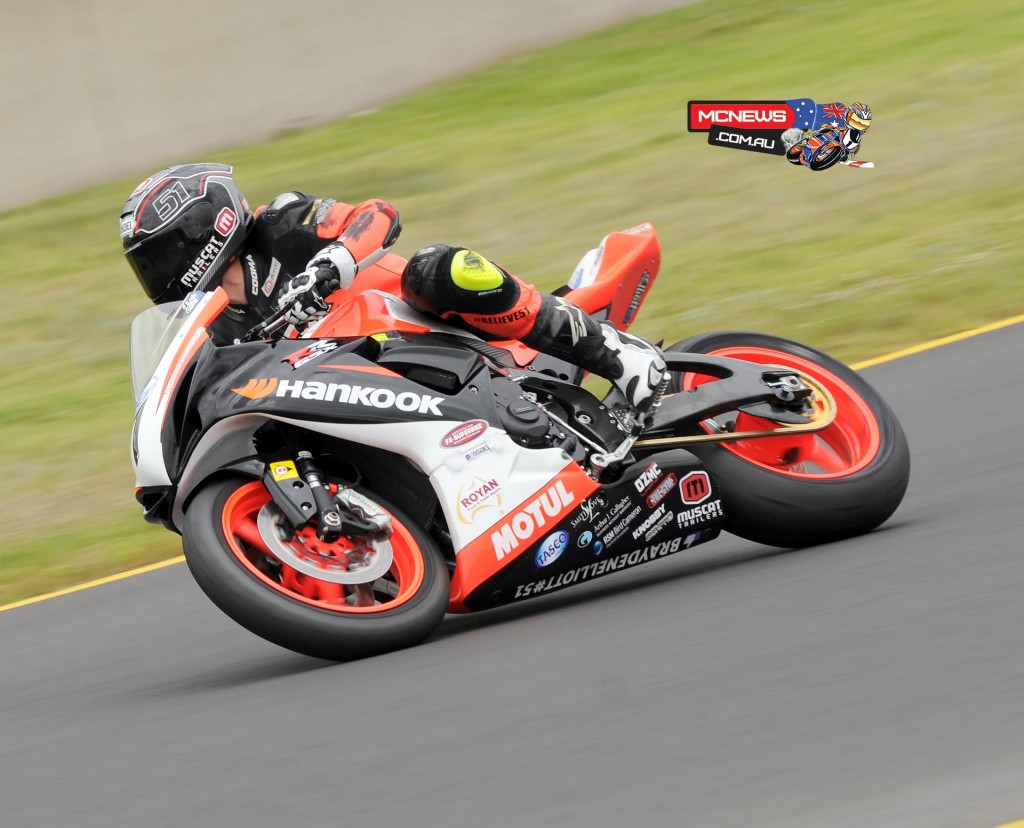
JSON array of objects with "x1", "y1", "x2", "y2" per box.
[
  {"x1": 663, "y1": 331, "x2": 910, "y2": 548},
  {"x1": 183, "y1": 476, "x2": 449, "y2": 660}
]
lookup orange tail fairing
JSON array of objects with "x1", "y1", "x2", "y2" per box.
[{"x1": 562, "y1": 224, "x2": 661, "y2": 329}]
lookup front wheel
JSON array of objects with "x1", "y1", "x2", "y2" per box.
[
  {"x1": 809, "y1": 139, "x2": 846, "y2": 171},
  {"x1": 182, "y1": 476, "x2": 450, "y2": 660},
  {"x1": 663, "y1": 331, "x2": 910, "y2": 548}
]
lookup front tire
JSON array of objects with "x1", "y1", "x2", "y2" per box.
[
  {"x1": 809, "y1": 139, "x2": 846, "y2": 171},
  {"x1": 663, "y1": 331, "x2": 910, "y2": 548},
  {"x1": 183, "y1": 476, "x2": 449, "y2": 660}
]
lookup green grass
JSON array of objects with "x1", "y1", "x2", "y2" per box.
[{"x1": 1, "y1": 0, "x2": 1021, "y2": 605}]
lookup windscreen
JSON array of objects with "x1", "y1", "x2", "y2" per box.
[{"x1": 128, "y1": 293, "x2": 204, "y2": 406}]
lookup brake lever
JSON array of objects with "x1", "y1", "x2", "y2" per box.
[
  {"x1": 240, "y1": 309, "x2": 290, "y2": 343},
  {"x1": 239, "y1": 269, "x2": 341, "y2": 343}
]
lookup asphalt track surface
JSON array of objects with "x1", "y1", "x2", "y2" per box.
[{"x1": 2, "y1": 325, "x2": 1023, "y2": 828}]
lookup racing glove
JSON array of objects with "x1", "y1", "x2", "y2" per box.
[
  {"x1": 276, "y1": 267, "x2": 339, "y2": 326},
  {"x1": 307, "y1": 243, "x2": 358, "y2": 291},
  {"x1": 276, "y1": 244, "x2": 358, "y2": 326}
]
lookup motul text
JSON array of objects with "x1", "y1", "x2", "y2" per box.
[{"x1": 492, "y1": 480, "x2": 575, "y2": 560}]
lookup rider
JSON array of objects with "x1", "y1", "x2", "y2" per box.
[{"x1": 120, "y1": 163, "x2": 667, "y2": 414}]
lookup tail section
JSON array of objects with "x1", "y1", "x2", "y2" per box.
[{"x1": 560, "y1": 223, "x2": 661, "y2": 330}]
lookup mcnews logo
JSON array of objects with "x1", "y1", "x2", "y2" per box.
[
  {"x1": 688, "y1": 102, "x2": 793, "y2": 131},
  {"x1": 688, "y1": 98, "x2": 875, "y2": 170},
  {"x1": 688, "y1": 101, "x2": 792, "y2": 156}
]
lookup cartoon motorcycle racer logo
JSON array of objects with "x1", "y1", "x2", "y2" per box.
[{"x1": 783, "y1": 100, "x2": 873, "y2": 171}]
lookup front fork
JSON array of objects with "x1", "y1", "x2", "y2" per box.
[{"x1": 261, "y1": 451, "x2": 393, "y2": 542}]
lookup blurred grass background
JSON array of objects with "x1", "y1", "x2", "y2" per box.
[{"x1": 1, "y1": 0, "x2": 1021, "y2": 604}]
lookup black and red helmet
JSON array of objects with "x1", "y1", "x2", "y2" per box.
[{"x1": 120, "y1": 163, "x2": 251, "y2": 303}]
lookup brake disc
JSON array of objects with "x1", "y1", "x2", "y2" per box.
[{"x1": 255, "y1": 502, "x2": 394, "y2": 585}]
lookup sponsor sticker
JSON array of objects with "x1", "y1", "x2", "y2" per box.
[
  {"x1": 623, "y1": 271, "x2": 651, "y2": 325},
  {"x1": 535, "y1": 530, "x2": 569, "y2": 568},
  {"x1": 214, "y1": 207, "x2": 237, "y2": 236},
  {"x1": 246, "y1": 254, "x2": 259, "y2": 294},
  {"x1": 271, "y1": 461, "x2": 299, "y2": 481},
  {"x1": 577, "y1": 530, "x2": 593, "y2": 548},
  {"x1": 492, "y1": 480, "x2": 575, "y2": 561},
  {"x1": 456, "y1": 477, "x2": 502, "y2": 524},
  {"x1": 181, "y1": 291, "x2": 203, "y2": 315},
  {"x1": 644, "y1": 511, "x2": 674, "y2": 542},
  {"x1": 283, "y1": 340, "x2": 338, "y2": 369},
  {"x1": 623, "y1": 223, "x2": 653, "y2": 235},
  {"x1": 262, "y1": 258, "x2": 281, "y2": 297},
  {"x1": 676, "y1": 499, "x2": 723, "y2": 529},
  {"x1": 231, "y1": 378, "x2": 444, "y2": 415},
  {"x1": 679, "y1": 471, "x2": 712, "y2": 505},
  {"x1": 570, "y1": 493, "x2": 607, "y2": 529},
  {"x1": 634, "y1": 461, "x2": 663, "y2": 494},
  {"x1": 591, "y1": 495, "x2": 631, "y2": 534},
  {"x1": 464, "y1": 445, "x2": 492, "y2": 462},
  {"x1": 646, "y1": 473, "x2": 677, "y2": 509},
  {"x1": 180, "y1": 236, "x2": 225, "y2": 287},
  {"x1": 631, "y1": 504, "x2": 667, "y2": 541},
  {"x1": 441, "y1": 420, "x2": 489, "y2": 448},
  {"x1": 603, "y1": 503, "x2": 643, "y2": 546}
]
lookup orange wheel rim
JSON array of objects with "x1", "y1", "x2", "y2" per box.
[
  {"x1": 681, "y1": 346, "x2": 881, "y2": 479},
  {"x1": 221, "y1": 482, "x2": 425, "y2": 613}
]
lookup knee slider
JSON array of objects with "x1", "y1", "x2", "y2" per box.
[{"x1": 402, "y1": 244, "x2": 458, "y2": 316}]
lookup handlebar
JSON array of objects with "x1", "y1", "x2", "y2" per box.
[
  {"x1": 239, "y1": 267, "x2": 341, "y2": 343},
  {"x1": 240, "y1": 306, "x2": 292, "y2": 343}
]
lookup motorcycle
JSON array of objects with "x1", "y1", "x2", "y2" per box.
[
  {"x1": 786, "y1": 126, "x2": 851, "y2": 171},
  {"x1": 129, "y1": 223, "x2": 910, "y2": 660}
]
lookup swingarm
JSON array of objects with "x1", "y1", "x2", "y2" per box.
[{"x1": 637, "y1": 352, "x2": 836, "y2": 449}]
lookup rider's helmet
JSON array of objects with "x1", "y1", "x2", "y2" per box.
[
  {"x1": 120, "y1": 163, "x2": 251, "y2": 304},
  {"x1": 845, "y1": 102, "x2": 872, "y2": 132}
]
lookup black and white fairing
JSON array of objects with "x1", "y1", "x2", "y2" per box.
[
  {"x1": 130, "y1": 290, "x2": 611, "y2": 545},
  {"x1": 459, "y1": 450, "x2": 725, "y2": 611}
]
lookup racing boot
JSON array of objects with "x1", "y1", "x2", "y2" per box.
[{"x1": 524, "y1": 295, "x2": 668, "y2": 415}]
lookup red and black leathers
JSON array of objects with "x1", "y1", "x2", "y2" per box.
[
  {"x1": 213, "y1": 192, "x2": 401, "y2": 342},
  {"x1": 212, "y1": 199, "x2": 665, "y2": 410},
  {"x1": 400, "y1": 244, "x2": 648, "y2": 396}
]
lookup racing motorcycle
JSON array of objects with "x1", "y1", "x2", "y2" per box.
[
  {"x1": 130, "y1": 224, "x2": 910, "y2": 660},
  {"x1": 786, "y1": 126, "x2": 853, "y2": 171}
]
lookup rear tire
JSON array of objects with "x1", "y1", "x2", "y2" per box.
[
  {"x1": 664, "y1": 331, "x2": 910, "y2": 548},
  {"x1": 183, "y1": 476, "x2": 449, "y2": 661}
]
